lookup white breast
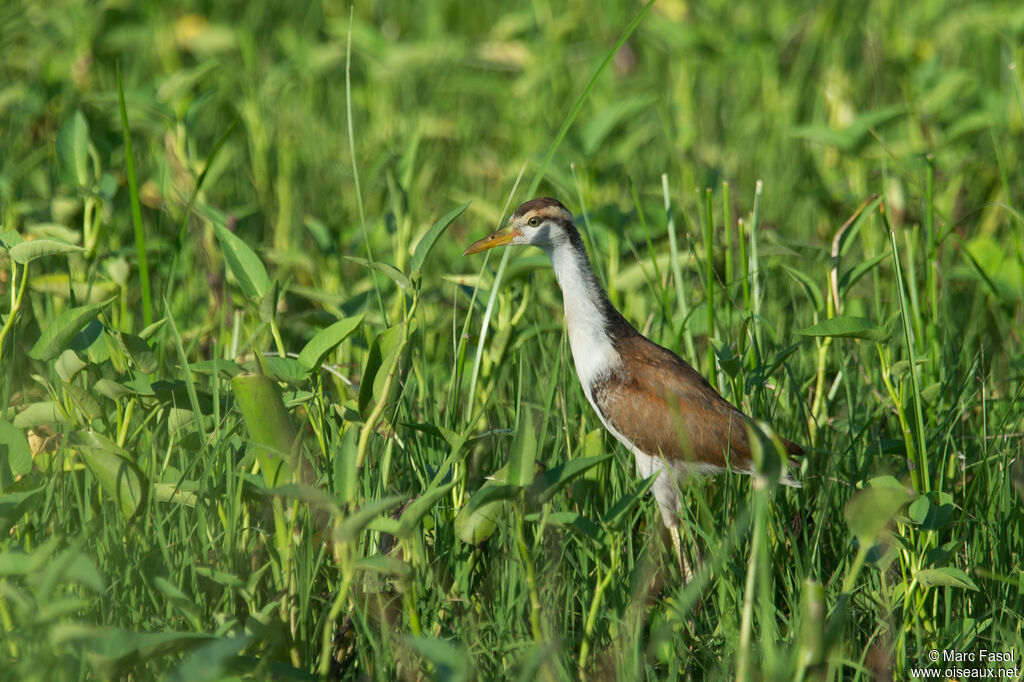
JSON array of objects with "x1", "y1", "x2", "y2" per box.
[
  {"x1": 544, "y1": 238, "x2": 732, "y2": 527},
  {"x1": 547, "y1": 242, "x2": 621, "y2": 390}
]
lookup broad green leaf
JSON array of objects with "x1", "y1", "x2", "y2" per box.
[
  {"x1": 603, "y1": 473, "x2": 659, "y2": 527},
  {"x1": 919, "y1": 382, "x2": 942, "y2": 404},
  {"x1": 463, "y1": 483, "x2": 521, "y2": 513},
  {"x1": 94, "y1": 379, "x2": 136, "y2": 401},
  {"x1": 139, "y1": 317, "x2": 168, "y2": 340},
  {"x1": 265, "y1": 483, "x2": 342, "y2": 512},
  {"x1": 796, "y1": 579, "x2": 826, "y2": 670},
  {"x1": 0, "y1": 486, "x2": 45, "y2": 531},
  {"x1": 796, "y1": 316, "x2": 891, "y2": 342},
  {"x1": 781, "y1": 264, "x2": 823, "y2": 310},
  {"x1": 582, "y1": 428, "x2": 604, "y2": 456},
  {"x1": 70, "y1": 431, "x2": 146, "y2": 520},
  {"x1": 152, "y1": 483, "x2": 198, "y2": 507},
  {"x1": 538, "y1": 510, "x2": 602, "y2": 541},
  {"x1": 924, "y1": 538, "x2": 962, "y2": 569},
  {"x1": 403, "y1": 422, "x2": 463, "y2": 449},
  {"x1": 748, "y1": 343, "x2": 801, "y2": 386},
  {"x1": 165, "y1": 408, "x2": 197, "y2": 436},
  {"x1": 97, "y1": 172, "x2": 117, "y2": 198},
  {"x1": 908, "y1": 491, "x2": 955, "y2": 530},
  {"x1": 915, "y1": 567, "x2": 978, "y2": 591},
  {"x1": 0, "y1": 419, "x2": 32, "y2": 481},
  {"x1": 26, "y1": 222, "x2": 82, "y2": 243},
  {"x1": 907, "y1": 495, "x2": 933, "y2": 526},
  {"x1": 30, "y1": 599, "x2": 92, "y2": 625},
  {"x1": 192, "y1": 566, "x2": 243, "y2": 588},
  {"x1": 406, "y1": 636, "x2": 469, "y2": 682},
  {"x1": 231, "y1": 372, "x2": 297, "y2": 486},
  {"x1": 103, "y1": 258, "x2": 128, "y2": 288},
  {"x1": 29, "y1": 274, "x2": 117, "y2": 303},
  {"x1": 119, "y1": 332, "x2": 158, "y2": 374},
  {"x1": 888, "y1": 356, "x2": 929, "y2": 382},
  {"x1": 508, "y1": 413, "x2": 537, "y2": 488},
  {"x1": 72, "y1": 318, "x2": 105, "y2": 352},
  {"x1": 0, "y1": 550, "x2": 36, "y2": 575},
  {"x1": 12, "y1": 401, "x2": 67, "y2": 429},
  {"x1": 0, "y1": 537, "x2": 63, "y2": 577},
  {"x1": 409, "y1": 202, "x2": 470, "y2": 275},
  {"x1": 29, "y1": 299, "x2": 113, "y2": 361},
  {"x1": 333, "y1": 426, "x2": 359, "y2": 505},
  {"x1": 8, "y1": 238, "x2": 85, "y2": 264},
  {"x1": 55, "y1": 350, "x2": 87, "y2": 383},
  {"x1": 65, "y1": 382, "x2": 102, "y2": 422},
  {"x1": 835, "y1": 196, "x2": 884, "y2": 258},
  {"x1": 250, "y1": 355, "x2": 307, "y2": 386},
  {"x1": 367, "y1": 516, "x2": 401, "y2": 536},
  {"x1": 57, "y1": 110, "x2": 91, "y2": 187},
  {"x1": 167, "y1": 634, "x2": 255, "y2": 682},
  {"x1": 962, "y1": 234, "x2": 1023, "y2": 301},
  {"x1": 395, "y1": 480, "x2": 457, "y2": 538},
  {"x1": 844, "y1": 481, "x2": 914, "y2": 543},
  {"x1": 152, "y1": 576, "x2": 193, "y2": 605},
  {"x1": 354, "y1": 556, "x2": 412, "y2": 580},
  {"x1": 186, "y1": 359, "x2": 244, "y2": 379},
  {"x1": 580, "y1": 94, "x2": 657, "y2": 154},
  {"x1": 213, "y1": 221, "x2": 271, "y2": 300},
  {"x1": 867, "y1": 475, "x2": 907, "y2": 489},
  {"x1": 373, "y1": 346, "x2": 402, "y2": 403},
  {"x1": 297, "y1": 313, "x2": 365, "y2": 372},
  {"x1": 152, "y1": 381, "x2": 215, "y2": 414},
  {"x1": 303, "y1": 216, "x2": 333, "y2": 252},
  {"x1": 358, "y1": 323, "x2": 406, "y2": 417},
  {"x1": 790, "y1": 106, "x2": 906, "y2": 150},
  {"x1": 258, "y1": 278, "x2": 278, "y2": 323},
  {"x1": 528, "y1": 453, "x2": 612, "y2": 504},
  {"x1": 344, "y1": 256, "x2": 411, "y2": 290},
  {"x1": 454, "y1": 482, "x2": 519, "y2": 545},
  {"x1": 335, "y1": 495, "x2": 405, "y2": 545},
  {"x1": 1, "y1": 229, "x2": 24, "y2": 249},
  {"x1": 82, "y1": 629, "x2": 212, "y2": 677},
  {"x1": 838, "y1": 251, "x2": 888, "y2": 297},
  {"x1": 41, "y1": 548, "x2": 105, "y2": 595},
  {"x1": 745, "y1": 421, "x2": 792, "y2": 483},
  {"x1": 711, "y1": 339, "x2": 743, "y2": 380}
]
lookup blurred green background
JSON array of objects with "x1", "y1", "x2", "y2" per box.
[{"x1": 2, "y1": 0, "x2": 1023, "y2": 679}]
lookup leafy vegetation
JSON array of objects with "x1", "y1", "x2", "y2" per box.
[{"x1": 1, "y1": 0, "x2": 1022, "y2": 679}]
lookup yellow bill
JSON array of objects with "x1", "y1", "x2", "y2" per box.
[{"x1": 463, "y1": 226, "x2": 521, "y2": 255}]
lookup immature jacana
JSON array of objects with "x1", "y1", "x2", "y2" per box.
[{"x1": 465, "y1": 197, "x2": 802, "y2": 576}]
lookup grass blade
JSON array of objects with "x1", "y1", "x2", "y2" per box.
[
  {"x1": 116, "y1": 63, "x2": 152, "y2": 327},
  {"x1": 410, "y1": 202, "x2": 471, "y2": 275}
]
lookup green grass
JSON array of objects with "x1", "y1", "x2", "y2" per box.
[{"x1": 2, "y1": 1, "x2": 1023, "y2": 679}]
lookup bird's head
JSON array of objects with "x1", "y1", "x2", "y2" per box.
[{"x1": 464, "y1": 197, "x2": 574, "y2": 255}]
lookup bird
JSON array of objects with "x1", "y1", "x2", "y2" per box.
[{"x1": 464, "y1": 197, "x2": 802, "y2": 578}]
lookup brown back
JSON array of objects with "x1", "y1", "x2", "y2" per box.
[{"x1": 591, "y1": 333, "x2": 801, "y2": 469}]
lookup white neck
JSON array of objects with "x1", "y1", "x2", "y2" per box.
[{"x1": 544, "y1": 241, "x2": 621, "y2": 394}]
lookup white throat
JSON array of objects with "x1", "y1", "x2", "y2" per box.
[{"x1": 544, "y1": 241, "x2": 621, "y2": 396}]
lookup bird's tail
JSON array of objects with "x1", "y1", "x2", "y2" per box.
[{"x1": 780, "y1": 437, "x2": 804, "y2": 487}]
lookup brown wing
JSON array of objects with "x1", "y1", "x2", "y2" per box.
[{"x1": 591, "y1": 334, "x2": 801, "y2": 471}]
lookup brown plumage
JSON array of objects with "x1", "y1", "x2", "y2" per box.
[
  {"x1": 591, "y1": 332, "x2": 802, "y2": 473},
  {"x1": 512, "y1": 196, "x2": 568, "y2": 218},
  {"x1": 465, "y1": 197, "x2": 803, "y2": 576}
]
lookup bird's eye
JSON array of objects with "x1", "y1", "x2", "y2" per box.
[{"x1": 527, "y1": 217, "x2": 540, "y2": 227}]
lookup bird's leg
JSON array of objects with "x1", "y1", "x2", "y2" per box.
[
  {"x1": 671, "y1": 523, "x2": 696, "y2": 582},
  {"x1": 670, "y1": 522, "x2": 701, "y2": 642},
  {"x1": 683, "y1": 519, "x2": 704, "y2": 572}
]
